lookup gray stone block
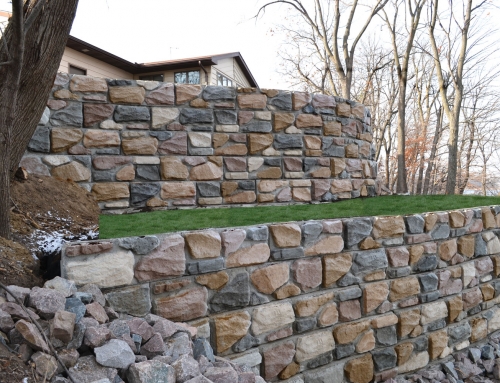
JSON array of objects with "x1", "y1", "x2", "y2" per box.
[
  {"x1": 241, "y1": 121, "x2": 272, "y2": 133},
  {"x1": 295, "y1": 317, "x2": 317, "y2": 333},
  {"x1": 65, "y1": 297, "x2": 86, "y2": 323},
  {"x1": 246, "y1": 226, "x2": 268, "y2": 241},
  {"x1": 387, "y1": 267, "x2": 411, "y2": 278},
  {"x1": 475, "y1": 233, "x2": 488, "y2": 256},
  {"x1": 232, "y1": 333, "x2": 260, "y2": 353},
  {"x1": 323, "y1": 145, "x2": 345, "y2": 157},
  {"x1": 334, "y1": 343, "x2": 355, "y2": 360},
  {"x1": 211, "y1": 272, "x2": 250, "y2": 311},
  {"x1": 215, "y1": 110, "x2": 237, "y2": 125},
  {"x1": 419, "y1": 273, "x2": 438, "y2": 292},
  {"x1": 426, "y1": 318, "x2": 446, "y2": 331},
  {"x1": 420, "y1": 291, "x2": 441, "y2": 303},
  {"x1": 197, "y1": 182, "x2": 221, "y2": 197},
  {"x1": 431, "y1": 224, "x2": 450, "y2": 240},
  {"x1": 264, "y1": 158, "x2": 281, "y2": 167},
  {"x1": 187, "y1": 258, "x2": 225, "y2": 275},
  {"x1": 352, "y1": 249, "x2": 388, "y2": 275},
  {"x1": 238, "y1": 181, "x2": 255, "y2": 190},
  {"x1": 50, "y1": 102, "x2": 83, "y2": 126},
  {"x1": 130, "y1": 183, "x2": 161, "y2": 206},
  {"x1": 114, "y1": 105, "x2": 150, "y2": 122},
  {"x1": 95, "y1": 339, "x2": 135, "y2": 369},
  {"x1": 337, "y1": 287, "x2": 362, "y2": 302},
  {"x1": 415, "y1": 255, "x2": 438, "y2": 272},
  {"x1": 371, "y1": 347, "x2": 397, "y2": 371},
  {"x1": 274, "y1": 134, "x2": 303, "y2": 149},
  {"x1": 306, "y1": 352, "x2": 333, "y2": 369},
  {"x1": 268, "y1": 92, "x2": 292, "y2": 110},
  {"x1": 250, "y1": 292, "x2": 269, "y2": 305},
  {"x1": 104, "y1": 284, "x2": 151, "y2": 317},
  {"x1": 136, "y1": 165, "x2": 160, "y2": 181},
  {"x1": 302, "y1": 222, "x2": 323, "y2": 247},
  {"x1": 190, "y1": 125, "x2": 213, "y2": 132},
  {"x1": 179, "y1": 108, "x2": 214, "y2": 124},
  {"x1": 189, "y1": 147, "x2": 214, "y2": 156},
  {"x1": 93, "y1": 170, "x2": 115, "y2": 182},
  {"x1": 345, "y1": 218, "x2": 372, "y2": 248},
  {"x1": 337, "y1": 273, "x2": 360, "y2": 287},
  {"x1": 405, "y1": 215, "x2": 425, "y2": 234},
  {"x1": 118, "y1": 236, "x2": 160, "y2": 255},
  {"x1": 413, "y1": 336, "x2": 428, "y2": 352},
  {"x1": 193, "y1": 338, "x2": 215, "y2": 362},
  {"x1": 149, "y1": 131, "x2": 172, "y2": 141},
  {"x1": 203, "y1": 86, "x2": 236, "y2": 101},
  {"x1": 375, "y1": 326, "x2": 397, "y2": 346},
  {"x1": 303, "y1": 362, "x2": 344, "y2": 383},
  {"x1": 28, "y1": 126, "x2": 50, "y2": 153},
  {"x1": 271, "y1": 247, "x2": 305, "y2": 260}
]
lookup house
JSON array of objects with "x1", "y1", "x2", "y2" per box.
[{"x1": 0, "y1": 10, "x2": 258, "y2": 88}]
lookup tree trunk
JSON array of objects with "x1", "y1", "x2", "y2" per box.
[
  {"x1": 0, "y1": 0, "x2": 79, "y2": 239},
  {"x1": 423, "y1": 108, "x2": 442, "y2": 195},
  {"x1": 396, "y1": 79, "x2": 408, "y2": 194}
]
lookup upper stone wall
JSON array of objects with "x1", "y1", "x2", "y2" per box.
[{"x1": 22, "y1": 73, "x2": 377, "y2": 211}]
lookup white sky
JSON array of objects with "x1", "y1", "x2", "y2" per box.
[{"x1": 0, "y1": 0, "x2": 290, "y2": 88}]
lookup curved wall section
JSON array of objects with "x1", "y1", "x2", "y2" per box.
[{"x1": 23, "y1": 73, "x2": 377, "y2": 211}]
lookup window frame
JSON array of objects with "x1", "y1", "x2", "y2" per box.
[
  {"x1": 139, "y1": 74, "x2": 164, "y2": 82},
  {"x1": 217, "y1": 72, "x2": 234, "y2": 87},
  {"x1": 174, "y1": 70, "x2": 201, "y2": 84},
  {"x1": 69, "y1": 64, "x2": 87, "y2": 76}
]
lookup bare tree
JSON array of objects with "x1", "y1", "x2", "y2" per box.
[
  {"x1": 257, "y1": 0, "x2": 389, "y2": 99},
  {"x1": 0, "y1": 0, "x2": 79, "y2": 239}
]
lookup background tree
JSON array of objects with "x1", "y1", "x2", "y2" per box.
[{"x1": 0, "y1": 0, "x2": 79, "y2": 239}]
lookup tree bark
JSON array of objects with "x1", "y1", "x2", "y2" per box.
[
  {"x1": 0, "y1": 0, "x2": 79, "y2": 239},
  {"x1": 423, "y1": 107, "x2": 442, "y2": 194}
]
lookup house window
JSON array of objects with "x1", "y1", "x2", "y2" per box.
[
  {"x1": 217, "y1": 72, "x2": 233, "y2": 87},
  {"x1": 139, "y1": 74, "x2": 164, "y2": 82},
  {"x1": 69, "y1": 65, "x2": 86, "y2": 75},
  {"x1": 174, "y1": 70, "x2": 200, "y2": 84}
]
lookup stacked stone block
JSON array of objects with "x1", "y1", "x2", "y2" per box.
[
  {"x1": 23, "y1": 73, "x2": 376, "y2": 211},
  {"x1": 62, "y1": 206, "x2": 500, "y2": 382}
]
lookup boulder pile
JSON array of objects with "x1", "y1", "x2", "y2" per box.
[
  {"x1": 383, "y1": 333, "x2": 500, "y2": 383},
  {"x1": 0, "y1": 277, "x2": 264, "y2": 383}
]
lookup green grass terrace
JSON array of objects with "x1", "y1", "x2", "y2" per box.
[{"x1": 99, "y1": 195, "x2": 500, "y2": 239}]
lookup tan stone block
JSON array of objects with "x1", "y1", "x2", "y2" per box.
[
  {"x1": 237, "y1": 94, "x2": 267, "y2": 109},
  {"x1": 395, "y1": 343, "x2": 413, "y2": 366},
  {"x1": 116, "y1": 165, "x2": 135, "y2": 181},
  {"x1": 304, "y1": 236, "x2": 344, "y2": 257},
  {"x1": 304, "y1": 136, "x2": 321, "y2": 149},
  {"x1": 190, "y1": 98, "x2": 207, "y2": 108},
  {"x1": 410, "y1": 245, "x2": 424, "y2": 265},
  {"x1": 190, "y1": 162, "x2": 223, "y2": 180},
  {"x1": 295, "y1": 330, "x2": 335, "y2": 362},
  {"x1": 457, "y1": 235, "x2": 475, "y2": 259},
  {"x1": 225, "y1": 191, "x2": 256, "y2": 204},
  {"x1": 492, "y1": 255, "x2": 500, "y2": 276},
  {"x1": 292, "y1": 92, "x2": 311, "y2": 110},
  {"x1": 146, "y1": 197, "x2": 167, "y2": 207},
  {"x1": 324, "y1": 121, "x2": 341, "y2": 136},
  {"x1": 372, "y1": 216, "x2": 406, "y2": 239},
  {"x1": 318, "y1": 303, "x2": 338, "y2": 327},
  {"x1": 471, "y1": 317, "x2": 487, "y2": 343},
  {"x1": 258, "y1": 194, "x2": 274, "y2": 203},
  {"x1": 292, "y1": 187, "x2": 311, "y2": 202},
  {"x1": 323, "y1": 253, "x2": 352, "y2": 286},
  {"x1": 54, "y1": 88, "x2": 78, "y2": 100},
  {"x1": 251, "y1": 302, "x2": 295, "y2": 335},
  {"x1": 258, "y1": 180, "x2": 288, "y2": 192},
  {"x1": 448, "y1": 295, "x2": 463, "y2": 322},
  {"x1": 295, "y1": 292, "x2": 334, "y2": 317},
  {"x1": 449, "y1": 211, "x2": 465, "y2": 228},
  {"x1": 389, "y1": 277, "x2": 420, "y2": 301},
  {"x1": 83, "y1": 130, "x2": 120, "y2": 148},
  {"x1": 109, "y1": 86, "x2": 145, "y2": 104},
  {"x1": 274, "y1": 283, "x2": 301, "y2": 299},
  {"x1": 185, "y1": 231, "x2": 221, "y2": 259},
  {"x1": 160, "y1": 157, "x2": 188, "y2": 180},
  {"x1": 439, "y1": 239, "x2": 457, "y2": 261},
  {"x1": 364, "y1": 271, "x2": 386, "y2": 281},
  {"x1": 274, "y1": 112, "x2": 295, "y2": 131},
  {"x1": 481, "y1": 284, "x2": 495, "y2": 301},
  {"x1": 331, "y1": 179, "x2": 352, "y2": 194},
  {"x1": 310, "y1": 167, "x2": 331, "y2": 178},
  {"x1": 425, "y1": 213, "x2": 438, "y2": 231},
  {"x1": 330, "y1": 158, "x2": 346, "y2": 176},
  {"x1": 176, "y1": 84, "x2": 202, "y2": 104},
  {"x1": 51, "y1": 128, "x2": 83, "y2": 152},
  {"x1": 398, "y1": 309, "x2": 420, "y2": 338},
  {"x1": 257, "y1": 167, "x2": 282, "y2": 179},
  {"x1": 213, "y1": 133, "x2": 229, "y2": 148},
  {"x1": 249, "y1": 134, "x2": 273, "y2": 154},
  {"x1": 122, "y1": 136, "x2": 158, "y2": 155},
  {"x1": 152, "y1": 107, "x2": 180, "y2": 128},
  {"x1": 226, "y1": 243, "x2": 270, "y2": 268},
  {"x1": 421, "y1": 301, "x2": 448, "y2": 325},
  {"x1": 344, "y1": 354, "x2": 373, "y2": 383},
  {"x1": 70, "y1": 76, "x2": 107, "y2": 92},
  {"x1": 363, "y1": 282, "x2": 389, "y2": 313},
  {"x1": 270, "y1": 224, "x2": 301, "y2": 248},
  {"x1": 214, "y1": 311, "x2": 251, "y2": 353},
  {"x1": 399, "y1": 351, "x2": 429, "y2": 374},
  {"x1": 196, "y1": 272, "x2": 229, "y2": 290},
  {"x1": 371, "y1": 313, "x2": 398, "y2": 329},
  {"x1": 345, "y1": 143, "x2": 358, "y2": 158},
  {"x1": 251, "y1": 263, "x2": 289, "y2": 294},
  {"x1": 359, "y1": 237, "x2": 381, "y2": 250},
  {"x1": 155, "y1": 287, "x2": 207, "y2": 322},
  {"x1": 279, "y1": 362, "x2": 300, "y2": 380},
  {"x1": 333, "y1": 320, "x2": 370, "y2": 344},
  {"x1": 336, "y1": 103, "x2": 351, "y2": 117},
  {"x1": 429, "y1": 330, "x2": 448, "y2": 360},
  {"x1": 160, "y1": 182, "x2": 195, "y2": 199},
  {"x1": 352, "y1": 104, "x2": 365, "y2": 120},
  {"x1": 356, "y1": 330, "x2": 375, "y2": 353},
  {"x1": 482, "y1": 208, "x2": 497, "y2": 229},
  {"x1": 295, "y1": 114, "x2": 322, "y2": 128},
  {"x1": 92, "y1": 183, "x2": 130, "y2": 201},
  {"x1": 51, "y1": 161, "x2": 91, "y2": 182}
]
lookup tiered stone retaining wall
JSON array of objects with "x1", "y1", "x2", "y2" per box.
[
  {"x1": 62, "y1": 206, "x2": 500, "y2": 382},
  {"x1": 22, "y1": 73, "x2": 377, "y2": 211}
]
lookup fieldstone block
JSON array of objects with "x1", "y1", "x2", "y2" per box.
[
  {"x1": 262, "y1": 341, "x2": 296, "y2": 380},
  {"x1": 155, "y1": 287, "x2": 207, "y2": 322},
  {"x1": 185, "y1": 231, "x2": 221, "y2": 259},
  {"x1": 345, "y1": 218, "x2": 373, "y2": 248},
  {"x1": 405, "y1": 215, "x2": 425, "y2": 234},
  {"x1": 270, "y1": 224, "x2": 301, "y2": 248},
  {"x1": 344, "y1": 354, "x2": 374, "y2": 383},
  {"x1": 114, "y1": 105, "x2": 150, "y2": 122},
  {"x1": 214, "y1": 311, "x2": 251, "y2": 353},
  {"x1": 372, "y1": 347, "x2": 397, "y2": 372},
  {"x1": 211, "y1": 273, "x2": 250, "y2": 311},
  {"x1": 105, "y1": 284, "x2": 151, "y2": 317},
  {"x1": 352, "y1": 249, "x2": 388, "y2": 275},
  {"x1": 50, "y1": 102, "x2": 83, "y2": 127},
  {"x1": 292, "y1": 258, "x2": 322, "y2": 290},
  {"x1": 203, "y1": 86, "x2": 236, "y2": 101},
  {"x1": 251, "y1": 264, "x2": 289, "y2": 294},
  {"x1": 251, "y1": 302, "x2": 295, "y2": 335},
  {"x1": 130, "y1": 183, "x2": 161, "y2": 205}
]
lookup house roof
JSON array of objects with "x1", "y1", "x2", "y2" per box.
[{"x1": 66, "y1": 35, "x2": 258, "y2": 87}]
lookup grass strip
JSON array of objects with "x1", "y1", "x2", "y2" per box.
[{"x1": 99, "y1": 195, "x2": 500, "y2": 239}]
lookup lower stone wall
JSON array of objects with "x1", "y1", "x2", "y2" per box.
[{"x1": 62, "y1": 206, "x2": 500, "y2": 382}]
